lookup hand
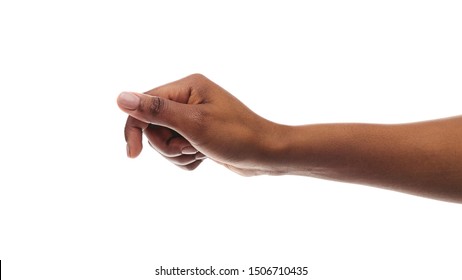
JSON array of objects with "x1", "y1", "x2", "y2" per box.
[{"x1": 117, "y1": 74, "x2": 282, "y2": 176}]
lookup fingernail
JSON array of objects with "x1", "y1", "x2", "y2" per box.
[
  {"x1": 181, "y1": 146, "x2": 198, "y2": 155},
  {"x1": 118, "y1": 92, "x2": 140, "y2": 110},
  {"x1": 126, "y1": 144, "x2": 131, "y2": 157}
]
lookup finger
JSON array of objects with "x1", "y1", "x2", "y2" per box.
[
  {"x1": 195, "y1": 152, "x2": 207, "y2": 160},
  {"x1": 125, "y1": 116, "x2": 149, "y2": 158},
  {"x1": 178, "y1": 159, "x2": 203, "y2": 171},
  {"x1": 159, "y1": 154, "x2": 198, "y2": 166},
  {"x1": 117, "y1": 91, "x2": 198, "y2": 134},
  {"x1": 144, "y1": 125, "x2": 198, "y2": 157},
  {"x1": 143, "y1": 74, "x2": 208, "y2": 105},
  {"x1": 143, "y1": 76, "x2": 193, "y2": 103}
]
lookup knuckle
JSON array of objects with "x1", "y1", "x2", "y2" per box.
[
  {"x1": 188, "y1": 73, "x2": 207, "y2": 81},
  {"x1": 150, "y1": 96, "x2": 163, "y2": 115},
  {"x1": 182, "y1": 166, "x2": 196, "y2": 171},
  {"x1": 142, "y1": 96, "x2": 164, "y2": 116},
  {"x1": 187, "y1": 73, "x2": 209, "y2": 91}
]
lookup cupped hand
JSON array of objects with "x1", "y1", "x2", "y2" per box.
[{"x1": 117, "y1": 74, "x2": 283, "y2": 176}]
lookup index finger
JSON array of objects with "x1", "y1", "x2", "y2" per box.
[
  {"x1": 143, "y1": 74, "x2": 208, "y2": 105},
  {"x1": 125, "y1": 116, "x2": 149, "y2": 158}
]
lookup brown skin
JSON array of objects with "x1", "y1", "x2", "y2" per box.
[{"x1": 117, "y1": 74, "x2": 462, "y2": 203}]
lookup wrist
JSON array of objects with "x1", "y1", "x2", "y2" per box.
[
  {"x1": 258, "y1": 123, "x2": 301, "y2": 175},
  {"x1": 261, "y1": 124, "x2": 326, "y2": 176}
]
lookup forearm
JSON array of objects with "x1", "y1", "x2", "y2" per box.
[{"x1": 271, "y1": 116, "x2": 462, "y2": 203}]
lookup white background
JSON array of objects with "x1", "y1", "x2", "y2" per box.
[{"x1": 1, "y1": 1, "x2": 461, "y2": 279}]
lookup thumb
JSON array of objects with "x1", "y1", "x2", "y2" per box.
[{"x1": 117, "y1": 91, "x2": 195, "y2": 132}]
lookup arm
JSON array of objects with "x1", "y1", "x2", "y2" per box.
[
  {"x1": 273, "y1": 119, "x2": 462, "y2": 203},
  {"x1": 117, "y1": 74, "x2": 462, "y2": 203}
]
